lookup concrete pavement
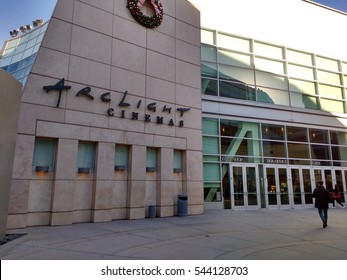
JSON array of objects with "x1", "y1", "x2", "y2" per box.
[{"x1": 1, "y1": 208, "x2": 347, "y2": 260}]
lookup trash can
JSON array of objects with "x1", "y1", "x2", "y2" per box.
[
  {"x1": 148, "y1": 205, "x2": 156, "y2": 218},
  {"x1": 177, "y1": 194, "x2": 188, "y2": 217}
]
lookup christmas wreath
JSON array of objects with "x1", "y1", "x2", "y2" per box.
[{"x1": 127, "y1": 0, "x2": 164, "y2": 29}]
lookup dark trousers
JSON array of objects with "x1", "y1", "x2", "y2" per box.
[{"x1": 318, "y1": 208, "x2": 328, "y2": 223}]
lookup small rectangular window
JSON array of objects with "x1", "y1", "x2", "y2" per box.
[
  {"x1": 146, "y1": 147, "x2": 157, "y2": 172},
  {"x1": 32, "y1": 138, "x2": 56, "y2": 171},
  {"x1": 173, "y1": 150, "x2": 183, "y2": 173},
  {"x1": 115, "y1": 145, "x2": 129, "y2": 171},
  {"x1": 77, "y1": 142, "x2": 95, "y2": 173}
]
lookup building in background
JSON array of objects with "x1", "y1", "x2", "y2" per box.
[
  {"x1": 0, "y1": 20, "x2": 49, "y2": 86},
  {"x1": 1, "y1": 0, "x2": 347, "y2": 230}
]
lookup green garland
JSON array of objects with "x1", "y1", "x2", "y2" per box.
[{"x1": 127, "y1": 0, "x2": 164, "y2": 29}]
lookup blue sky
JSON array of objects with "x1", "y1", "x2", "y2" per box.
[
  {"x1": 0, "y1": 0, "x2": 57, "y2": 46},
  {"x1": 1, "y1": 0, "x2": 347, "y2": 48}
]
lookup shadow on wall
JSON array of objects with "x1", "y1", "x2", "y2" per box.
[{"x1": 0, "y1": 70, "x2": 21, "y2": 237}]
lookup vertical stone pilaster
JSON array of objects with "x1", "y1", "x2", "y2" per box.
[
  {"x1": 127, "y1": 145, "x2": 146, "y2": 219},
  {"x1": 185, "y1": 150, "x2": 204, "y2": 215},
  {"x1": 50, "y1": 139, "x2": 78, "y2": 225},
  {"x1": 92, "y1": 142, "x2": 115, "y2": 222},
  {"x1": 157, "y1": 148, "x2": 175, "y2": 217}
]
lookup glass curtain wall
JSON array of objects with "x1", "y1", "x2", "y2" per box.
[
  {"x1": 0, "y1": 21, "x2": 49, "y2": 86},
  {"x1": 202, "y1": 117, "x2": 347, "y2": 202},
  {"x1": 201, "y1": 29, "x2": 347, "y2": 114}
]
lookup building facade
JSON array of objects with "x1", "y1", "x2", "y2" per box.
[
  {"x1": 1, "y1": 0, "x2": 347, "y2": 230},
  {"x1": 201, "y1": 30, "x2": 347, "y2": 209},
  {"x1": 2, "y1": 0, "x2": 203, "y2": 229},
  {"x1": 192, "y1": 0, "x2": 347, "y2": 210}
]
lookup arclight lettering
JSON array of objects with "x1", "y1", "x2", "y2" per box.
[{"x1": 43, "y1": 79, "x2": 190, "y2": 128}]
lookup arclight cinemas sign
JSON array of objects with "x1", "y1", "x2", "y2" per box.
[{"x1": 43, "y1": 78, "x2": 191, "y2": 128}]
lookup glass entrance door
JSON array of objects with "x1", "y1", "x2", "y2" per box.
[
  {"x1": 290, "y1": 167, "x2": 313, "y2": 207},
  {"x1": 230, "y1": 164, "x2": 260, "y2": 209},
  {"x1": 303, "y1": 168, "x2": 314, "y2": 206},
  {"x1": 334, "y1": 169, "x2": 346, "y2": 204},
  {"x1": 264, "y1": 166, "x2": 290, "y2": 209},
  {"x1": 302, "y1": 167, "x2": 335, "y2": 207},
  {"x1": 291, "y1": 168, "x2": 303, "y2": 206},
  {"x1": 312, "y1": 168, "x2": 334, "y2": 190}
]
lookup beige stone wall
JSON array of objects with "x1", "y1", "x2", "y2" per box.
[
  {"x1": 7, "y1": 0, "x2": 203, "y2": 229},
  {"x1": 0, "y1": 70, "x2": 21, "y2": 236}
]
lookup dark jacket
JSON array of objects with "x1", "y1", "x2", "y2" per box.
[{"x1": 312, "y1": 185, "x2": 330, "y2": 209}]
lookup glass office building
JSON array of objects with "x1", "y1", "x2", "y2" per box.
[{"x1": 0, "y1": 21, "x2": 49, "y2": 86}]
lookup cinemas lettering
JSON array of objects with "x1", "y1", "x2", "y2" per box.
[{"x1": 43, "y1": 79, "x2": 190, "y2": 127}]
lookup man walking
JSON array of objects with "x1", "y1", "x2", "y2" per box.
[{"x1": 312, "y1": 181, "x2": 330, "y2": 228}]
